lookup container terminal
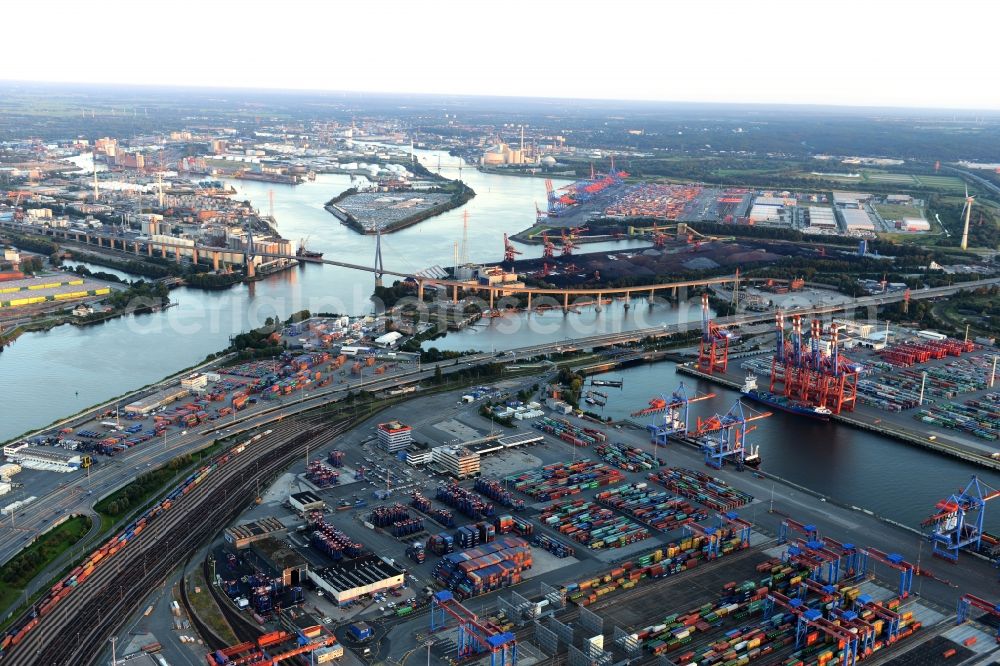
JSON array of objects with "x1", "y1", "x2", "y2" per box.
[
  {"x1": 2, "y1": 298, "x2": 1000, "y2": 665},
  {"x1": 671, "y1": 296, "x2": 1000, "y2": 469},
  {"x1": 12, "y1": 371, "x2": 998, "y2": 666}
]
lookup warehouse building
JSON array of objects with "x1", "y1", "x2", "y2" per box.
[
  {"x1": 376, "y1": 420, "x2": 412, "y2": 453},
  {"x1": 5, "y1": 445, "x2": 84, "y2": 473},
  {"x1": 122, "y1": 385, "x2": 190, "y2": 416},
  {"x1": 431, "y1": 445, "x2": 481, "y2": 479},
  {"x1": 224, "y1": 517, "x2": 289, "y2": 549},
  {"x1": 807, "y1": 207, "x2": 837, "y2": 229},
  {"x1": 290, "y1": 491, "x2": 326, "y2": 513},
  {"x1": 839, "y1": 207, "x2": 875, "y2": 232},
  {"x1": 246, "y1": 537, "x2": 309, "y2": 588},
  {"x1": 901, "y1": 217, "x2": 930, "y2": 232},
  {"x1": 308, "y1": 554, "x2": 405, "y2": 606}
]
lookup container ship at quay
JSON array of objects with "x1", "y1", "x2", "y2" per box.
[{"x1": 740, "y1": 373, "x2": 832, "y2": 422}]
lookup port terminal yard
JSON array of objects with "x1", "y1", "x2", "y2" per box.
[{"x1": 35, "y1": 379, "x2": 999, "y2": 666}]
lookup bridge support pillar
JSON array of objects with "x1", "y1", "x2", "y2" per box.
[
  {"x1": 489, "y1": 289, "x2": 494, "y2": 311},
  {"x1": 147, "y1": 243, "x2": 153, "y2": 257},
  {"x1": 624, "y1": 291, "x2": 631, "y2": 309},
  {"x1": 96, "y1": 236, "x2": 101, "y2": 247},
  {"x1": 526, "y1": 292, "x2": 532, "y2": 312},
  {"x1": 671, "y1": 286, "x2": 679, "y2": 302},
  {"x1": 649, "y1": 288, "x2": 656, "y2": 306},
  {"x1": 191, "y1": 248, "x2": 199, "y2": 265},
  {"x1": 594, "y1": 294, "x2": 602, "y2": 312},
  {"x1": 213, "y1": 252, "x2": 220, "y2": 271},
  {"x1": 132, "y1": 242, "x2": 139, "y2": 254},
  {"x1": 84, "y1": 234, "x2": 89, "y2": 245},
  {"x1": 246, "y1": 260, "x2": 256, "y2": 279},
  {"x1": 417, "y1": 281, "x2": 424, "y2": 301},
  {"x1": 563, "y1": 292, "x2": 569, "y2": 314},
  {"x1": 452, "y1": 285, "x2": 458, "y2": 304},
  {"x1": 161, "y1": 245, "x2": 167, "y2": 259}
]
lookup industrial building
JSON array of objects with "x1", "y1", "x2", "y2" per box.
[
  {"x1": 307, "y1": 554, "x2": 405, "y2": 605},
  {"x1": 373, "y1": 331, "x2": 403, "y2": 348},
  {"x1": 431, "y1": 445, "x2": 481, "y2": 479},
  {"x1": 245, "y1": 537, "x2": 309, "y2": 588},
  {"x1": 807, "y1": 207, "x2": 837, "y2": 229},
  {"x1": 180, "y1": 373, "x2": 208, "y2": 392},
  {"x1": 289, "y1": 491, "x2": 326, "y2": 514},
  {"x1": 4, "y1": 445, "x2": 85, "y2": 473},
  {"x1": 224, "y1": 517, "x2": 289, "y2": 550},
  {"x1": 376, "y1": 421, "x2": 412, "y2": 453},
  {"x1": 839, "y1": 207, "x2": 875, "y2": 232},
  {"x1": 122, "y1": 385, "x2": 190, "y2": 416},
  {"x1": 900, "y1": 217, "x2": 930, "y2": 232},
  {"x1": 405, "y1": 449, "x2": 432, "y2": 467}
]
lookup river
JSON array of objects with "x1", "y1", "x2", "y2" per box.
[{"x1": 1, "y1": 148, "x2": 668, "y2": 439}]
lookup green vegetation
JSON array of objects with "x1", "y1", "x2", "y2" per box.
[
  {"x1": 555, "y1": 367, "x2": 585, "y2": 408},
  {"x1": 96, "y1": 453, "x2": 197, "y2": 519},
  {"x1": 16, "y1": 255, "x2": 44, "y2": 275},
  {"x1": 0, "y1": 515, "x2": 92, "y2": 611},
  {"x1": 933, "y1": 286, "x2": 1000, "y2": 339},
  {"x1": 874, "y1": 203, "x2": 923, "y2": 220},
  {"x1": 69, "y1": 264, "x2": 124, "y2": 283},
  {"x1": 185, "y1": 566, "x2": 238, "y2": 644},
  {"x1": 927, "y1": 194, "x2": 1000, "y2": 249}
]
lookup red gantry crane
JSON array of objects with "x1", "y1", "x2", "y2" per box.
[
  {"x1": 502, "y1": 233, "x2": 521, "y2": 264},
  {"x1": 697, "y1": 293, "x2": 733, "y2": 375},
  {"x1": 206, "y1": 629, "x2": 338, "y2": 666}
]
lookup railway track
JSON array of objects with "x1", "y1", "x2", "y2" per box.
[{"x1": 4, "y1": 413, "x2": 343, "y2": 666}]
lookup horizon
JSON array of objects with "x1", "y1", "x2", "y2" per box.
[{"x1": 5, "y1": 79, "x2": 1000, "y2": 117}]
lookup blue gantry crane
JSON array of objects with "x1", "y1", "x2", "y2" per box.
[
  {"x1": 922, "y1": 475, "x2": 1000, "y2": 562},
  {"x1": 430, "y1": 591, "x2": 516, "y2": 666},
  {"x1": 638, "y1": 382, "x2": 716, "y2": 446},
  {"x1": 694, "y1": 399, "x2": 771, "y2": 469},
  {"x1": 957, "y1": 593, "x2": 1000, "y2": 643}
]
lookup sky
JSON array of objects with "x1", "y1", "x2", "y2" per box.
[{"x1": 4, "y1": 0, "x2": 999, "y2": 110}]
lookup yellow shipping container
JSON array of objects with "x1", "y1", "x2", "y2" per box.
[
  {"x1": 28, "y1": 281, "x2": 61, "y2": 290},
  {"x1": 54, "y1": 291, "x2": 89, "y2": 300},
  {"x1": 0, "y1": 286, "x2": 18, "y2": 294},
  {"x1": 92, "y1": 287, "x2": 110, "y2": 296}
]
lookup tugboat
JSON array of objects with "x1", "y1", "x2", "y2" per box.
[
  {"x1": 296, "y1": 237, "x2": 324, "y2": 260},
  {"x1": 741, "y1": 373, "x2": 831, "y2": 421}
]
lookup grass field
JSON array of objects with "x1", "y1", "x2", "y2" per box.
[
  {"x1": 185, "y1": 567, "x2": 238, "y2": 644},
  {"x1": 874, "y1": 203, "x2": 924, "y2": 220},
  {"x1": 857, "y1": 172, "x2": 967, "y2": 191},
  {"x1": 0, "y1": 515, "x2": 92, "y2": 610}
]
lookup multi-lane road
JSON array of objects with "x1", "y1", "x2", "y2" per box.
[{"x1": 2, "y1": 276, "x2": 996, "y2": 574}]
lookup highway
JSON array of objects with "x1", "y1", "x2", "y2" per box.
[{"x1": 1, "y1": 275, "x2": 995, "y2": 586}]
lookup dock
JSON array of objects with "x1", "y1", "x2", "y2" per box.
[{"x1": 676, "y1": 363, "x2": 1000, "y2": 471}]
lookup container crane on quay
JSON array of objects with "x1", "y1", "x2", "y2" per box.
[
  {"x1": 766, "y1": 312, "x2": 861, "y2": 416},
  {"x1": 922, "y1": 475, "x2": 1000, "y2": 563},
  {"x1": 694, "y1": 399, "x2": 771, "y2": 470},
  {"x1": 697, "y1": 293, "x2": 733, "y2": 375},
  {"x1": 634, "y1": 381, "x2": 716, "y2": 446}
]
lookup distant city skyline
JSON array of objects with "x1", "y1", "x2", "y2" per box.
[{"x1": 4, "y1": 0, "x2": 999, "y2": 111}]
